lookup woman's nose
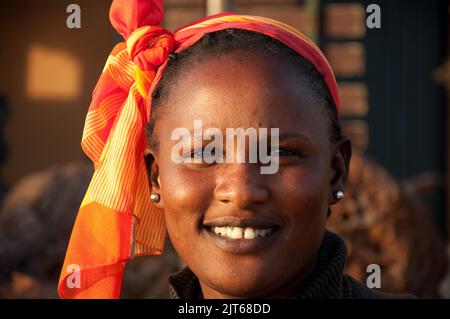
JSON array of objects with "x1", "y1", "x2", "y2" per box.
[{"x1": 214, "y1": 163, "x2": 270, "y2": 209}]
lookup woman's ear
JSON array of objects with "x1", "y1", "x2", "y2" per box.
[
  {"x1": 329, "y1": 136, "x2": 352, "y2": 205},
  {"x1": 144, "y1": 147, "x2": 163, "y2": 208}
]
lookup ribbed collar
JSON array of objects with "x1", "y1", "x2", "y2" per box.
[{"x1": 168, "y1": 230, "x2": 348, "y2": 299}]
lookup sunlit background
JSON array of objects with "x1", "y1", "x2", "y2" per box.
[{"x1": 0, "y1": 0, "x2": 448, "y2": 298}]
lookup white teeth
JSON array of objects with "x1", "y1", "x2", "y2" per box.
[
  {"x1": 212, "y1": 226, "x2": 273, "y2": 240},
  {"x1": 230, "y1": 227, "x2": 243, "y2": 239},
  {"x1": 244, "y1": 228, "x2": 255, "y2": 239}
]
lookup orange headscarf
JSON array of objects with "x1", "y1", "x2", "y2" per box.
[{"x1": 58, "y1": 0, "x2": 340, "y2": 299}]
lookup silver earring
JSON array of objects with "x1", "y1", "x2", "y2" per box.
[
  {"x1": 334, "y1": 190, "x2": 344, "y2": 200},
  {"x1": 150, "y1": 193, "x2": 160, "y2": 203}
]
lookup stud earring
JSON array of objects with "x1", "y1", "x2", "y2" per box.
[
  {"x1": 334, "y1": 190, "x2": 344, "y2": 200},
  {"x1": 150, "y1": 193, "x2": 160, "y2": 203}
]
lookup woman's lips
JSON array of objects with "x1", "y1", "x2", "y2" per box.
[
  {"x1": 203, "y1": 215, "x2": 281, "y2": 229},
  {"x1": 202, "y1": 216, "x2": 281, "y2": 255}
]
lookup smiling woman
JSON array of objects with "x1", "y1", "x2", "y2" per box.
[{"x1": 58, "y1": 0, "x2": 414, "y2": 299}]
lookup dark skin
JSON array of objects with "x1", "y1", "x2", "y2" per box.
[{"x1": 145, "y1": 52, "x2": 352, "y2": 298}]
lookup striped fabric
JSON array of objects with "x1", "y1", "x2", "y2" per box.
[{"x1": 58, "y1": 0, "x2": 340, "y2": 299}]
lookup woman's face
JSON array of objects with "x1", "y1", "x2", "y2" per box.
[{"x1": 146, "y1": 52, "x2": 350, "y2": 298}]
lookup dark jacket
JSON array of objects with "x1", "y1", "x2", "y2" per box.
[{"x1": 168, "y1": 231, "x2": 416, "y2": 299}]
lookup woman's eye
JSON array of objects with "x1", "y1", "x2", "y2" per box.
[
  {"x1": 184, "y1": 149, "x2": 204, "y2": 159},
  {"x1": 271, "y1": 148, "x2": 297, "y2": 157},
  {"x1": 183, "y1": 148, "x2": 221, "y2": 162}
]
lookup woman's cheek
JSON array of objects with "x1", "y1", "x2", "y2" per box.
[
  {"x1": 160, "y1": 165, "x2": 213, "y2": 238},
  {"x1": 161, "y1": 163, "x2": 210, "y2": 208},
  {"x1": 274, "y1": 159, "x2": 329, "y2": 226},
  {"x1": 278, "y1": 158, "x2": 328, "y2": 198}
]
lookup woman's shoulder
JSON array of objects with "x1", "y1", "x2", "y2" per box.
[{"x1": 343, "y1": 275, "x2": 417, "y2": 299}]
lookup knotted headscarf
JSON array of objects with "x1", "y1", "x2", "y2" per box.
[{"x1": 58, "y1": 0, "x2": 340, "y2": 299}]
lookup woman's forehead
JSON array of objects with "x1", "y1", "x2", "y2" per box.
[{"x1": 159, "y1": 54, "x2": 325, "y2": 131}]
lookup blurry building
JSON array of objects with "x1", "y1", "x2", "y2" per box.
[{"x1": 0, "y1": 1, "x2": 115, "y2": 186}]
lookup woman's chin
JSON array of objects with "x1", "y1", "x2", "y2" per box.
[
  {"x1": 191, "y1": 230, "x2": 293, "y2": 297},
  {"x1": 200, "y1": 265, "x2": 283, "y2": 298}
]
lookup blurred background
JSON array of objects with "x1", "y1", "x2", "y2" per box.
[{"x1": 0, "y1": 0, "x2": 448, "y2": 298}]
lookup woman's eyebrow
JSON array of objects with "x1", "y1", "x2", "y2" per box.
[
  {"x1": 277, "y1": 133, "x2": 312, "y2": 143},
  {"x1": 176, "y1": 129, "x2": 312, "y2": 143}
]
